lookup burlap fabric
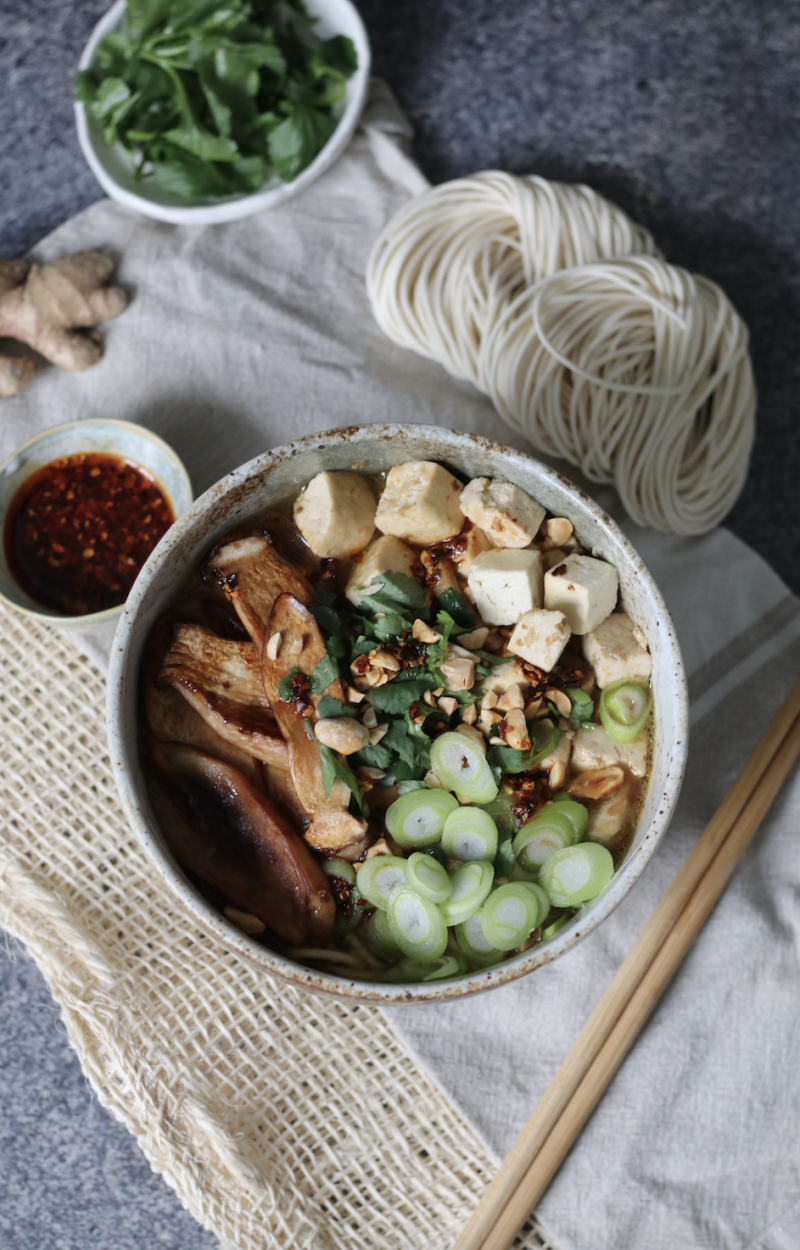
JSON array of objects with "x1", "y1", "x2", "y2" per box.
[{"x1": 0, "y1": 596, "x2": 555, "y2": 1250}]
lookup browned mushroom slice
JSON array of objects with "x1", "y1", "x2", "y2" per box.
[
  {"x1": 161, "y1": 623, "x2": 290, "y2": 770},
  {"x1": 263, "y1": 592, "x2": 367, "y2": 851},
  {"x1": 143, "y1": 618, "x2": 264, "y2": 788},
  {"x1": 149, "y1": 741, "x2": 334, "y2": 946},
  {"x1": 204, "y1": 533, "x2": 313, "y2": 648}
]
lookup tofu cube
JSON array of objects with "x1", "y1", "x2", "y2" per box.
[
  {"x1": 572, "y1": 726, "x2": 649, "y2": 777},
  {"x1": 508, "y1": 608, "x2": 571, "y2": 671},
  {"x1": 467, "y1": 548, "x2": 543, "y2": 625},
  {"x1": 375, "y1": 461, "x2": 464, "y2": 545},
  {"x1": 459, "y1": 478, "x2": 546, "y2": 548},
  {"x1": 582, "y1": 612, "x2": 651, "y2": 689},
  {"x1": 345, "y1": 535, "x2": 421, "y2": 607},
  {"x1": 544, "y1": 554, "x2": 618, "y2": 635},
  {"x1": 294, "y1": 471, "x2": 376, "y2": 558}
]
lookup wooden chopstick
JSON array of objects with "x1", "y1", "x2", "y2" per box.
[{"x1": 454, "y1": 674, "x2": 800, "y2": 1250}]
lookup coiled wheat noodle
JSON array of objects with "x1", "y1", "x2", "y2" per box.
[{"x1": 366, "y1": 172, "x2": 756, "y2": 534}]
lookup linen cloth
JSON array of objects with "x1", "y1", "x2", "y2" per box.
[{"x1": 2, "y1": 81, "x2": 799, "y2": 1250}]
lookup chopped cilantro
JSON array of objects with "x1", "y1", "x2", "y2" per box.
[
  {"x1": 436, "y1": 588, "x2": 477, "y2": 630},
  {"x1": 372, "y1": 676, "x2": 437, "y2": 714},
  {"x1": 278, "y1": 668, "x2": 302, "y2": 701},
  {"x1": 310, "y1": 653, "x2": 340, "y2": 694},
  {"x1": 316, "y1": 741, "x2": 364, "y2": 813},
  {"x1": 355, "y1": 571, "x2": 427, "y2": 617},
  {"x1": 317, "y1": 696, "x2": 357, "y2": 719}
]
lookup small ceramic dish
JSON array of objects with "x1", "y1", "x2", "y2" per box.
[
  {"x1": 106, "y1": 423, "x2": 688, "y2": 1003},
  {"x1": 0, "y1": 418, "x2": 192, "y2": 634},
  {"x1": 74, "y1": 0, "x2": 371, "y2": 226}
]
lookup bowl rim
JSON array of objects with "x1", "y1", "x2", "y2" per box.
[
  {"x1": 74, "y1": 0, "x2": 372, "y2": 225},
  {"x1": 0, "y1": 416, "x2": 193, "y2": 627},
  {"x1": 106, "y1": 422, "x2": 689, "y2": 1004}
]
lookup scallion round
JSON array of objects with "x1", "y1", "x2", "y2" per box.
[
  {"x1": 386, "y1": 887, "x2": 448, "y2": 961},
  {"x1": 385, "y1": 788, "x2": 459, "y2": 848},
  {"x1": 404, "y1": 852, "x2": 453, "y2": 904},
  {"x1": 321, "y1": 858, "x2": 356, "y2": 884},
  {"x1": 479, "y1": 884, "x2": 539, "y2": 951},
  {"x1": 430, "y1": 732, "x2": 499, "y2": 804},
  {"x1": 379, "y1": 952, "x2": 468, "y2": 983},
  {"x1": 513, "y1": 806, "x2": 581, "y2": 871},
  {"x1": 455, "y1": 912, "x2": 504, "y2": 966},
  {"x1": 598, "y1": 679, "x2": 652, "y2": 743},
  {"x1": 539, "y1": 843, "x2": 614, "y2": 907},
  {"x1": 547, "y1": 798, "x2": 588, "y2": 841},
  {"x1": 517, "y1": 881, "x2": 551, "y2": 928},
  {"x1": 441, "y1": 807, "x2": 499, "y2": 862},
  {"x1": 438, "y1": 860, "x2": 495, "y2": 926},
  {"x1": 362, "y1": 907, "x2": 402, "y2": 959},
  {"x1": 356, "y1": 855, "x2": 408, "y2": 909}
]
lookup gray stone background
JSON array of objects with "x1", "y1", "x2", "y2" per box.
[{"x1": 1, "y1": 2, "x2": 798, "y2": 1246}]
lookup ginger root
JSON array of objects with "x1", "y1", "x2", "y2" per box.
[{"x1": 0, "y1": 251, "x2": 127, "y2": 397}]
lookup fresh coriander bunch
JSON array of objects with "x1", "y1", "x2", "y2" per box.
[{"x1": 75, "y1": 0, "x2": 358, "y2": 202}]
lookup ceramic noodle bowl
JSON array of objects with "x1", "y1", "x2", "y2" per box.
[{"x1": 106, "y1": 425, "x2": 688, "y2": 1003}]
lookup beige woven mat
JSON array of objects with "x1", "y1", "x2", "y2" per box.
[{"x1": 0, "y1": 596, "x2": 556, "y2": 1250}]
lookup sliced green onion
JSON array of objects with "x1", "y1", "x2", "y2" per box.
[
  {"x1": 441, "y1": 807, "x2": 499, "y2": 862},
  {"x1": 479, "y1": 884, "x2": 539, "y2": 951},
  {"x1": 430, "y1": 732, "x2": 499, "y2": 803},
  {"x1": 386, "y1": 788, "x2": 459, "y2": 848},
  {"x1": 379, "y1": 952, "x2": 468, "y2": 983},
  {"x1": 439, "y1": 860, "x2": 495, "y2": 926},
  {"x1": 356, "y1": 855, "x2": 408, "y2": 909},
  {"x1": 547, "y1": 798, "x2": 588, "y2": 841},
  {"x1": 539, "y1": 843, "x2": 614, "y2": 907},
  {"x1": 404, "y1": 852, "x2": 453, "y2": 904},
  {"x1": 494, "y1": 838, "x2": 517, "y2": 878},
  {"x1": 517, "y1": 881, "x2": 551, "y2": 928},
  {"x1": 513, "y1": 806, "x2": 581, "y2": 871},
  {"x1": 363, "y1": 907, "x2": 403, "y2": 959},
  {"x1": 598, "y1": 679, "x2": 651, "y2": 743},
  {"x1": 455, "y1": 912, "x2": 504, "y2": 966},
  {"x1": 321, "y1": 858, "x2": 356, "y2": 884},
  {"x1": 542, "y1": 913, "x2": 571, "y2": 940},
  {"x1": 387, "y1": 887, "x2": 448, "y2": 961}
]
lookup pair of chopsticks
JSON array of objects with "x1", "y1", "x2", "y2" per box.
[{"x1": 454, "y1": 674, "x2": 800, "y2": 1250}]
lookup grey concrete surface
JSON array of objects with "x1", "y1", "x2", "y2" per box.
[{"x1": 1, "y1": 2, "x2": 799, "y2": 1246}]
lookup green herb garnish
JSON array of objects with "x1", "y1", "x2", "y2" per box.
[{"x1": 75, "y1": 0, "x2": 358, "y2": 201}]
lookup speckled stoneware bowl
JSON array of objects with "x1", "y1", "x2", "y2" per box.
[
  {"x1": 0, "y1": 418, "x2": 193, "y2": 634},
  {"x1": 107, "y1": 424, "x2": 688, "y2": 1004}
]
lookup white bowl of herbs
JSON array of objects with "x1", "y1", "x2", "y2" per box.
[{"x1": 74, "y1": 0, "x2": 370, "y2": 224}]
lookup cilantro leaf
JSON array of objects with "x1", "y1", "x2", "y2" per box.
[
  {"x1": 436, "y1": 588, "x2": 477, "y2": 631},
  {"x1": 372, "y1": 677, "x2": 437, "y2": 714},
  {"x1": 316, "y1": 742, "x2": 364, "y2": 813},
  {"x1": 355, "y1": 571, "x2": 427, "y2": 617},
  {"x1": 278, "y1": 668, "x2": 302, "y2": 701},
  {"x1": 317, "y1": 696, "x2": 356, "y2": 719},
  {"x1": 353, "y1": 742, "x2": 394, "y2": 770},
  {"x1": 310, "y1": 652, "x2": 339, "y2": 694}
]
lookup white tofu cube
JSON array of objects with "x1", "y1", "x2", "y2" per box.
[
  {"x1": 459, "y1": 477, "x2": 546, "y2": 548},
  {"x1": 467, "y1": 548, "x2": 543, "y2": 625},
  {"x1": 345, "y1": 535, "x2": 421, "y2": 607},
  {"x1": 294, "y1": 471, "x2": 376, "y2": 558},
  {"x1": 572, "y1": 726, "x2": 649, "y2": 777},
  {"x1": 508, "y1": 608, "x2": 571, "y2": 671},
  {"x1": 544, "y1": 554, "x2": 618, "y2": 634},
  {"x1": 582, "y1": 613, "x2": 651, "y2": 689},
  {"x1": 375, "y1": 461, "x2": 464, "y2": 545}
]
